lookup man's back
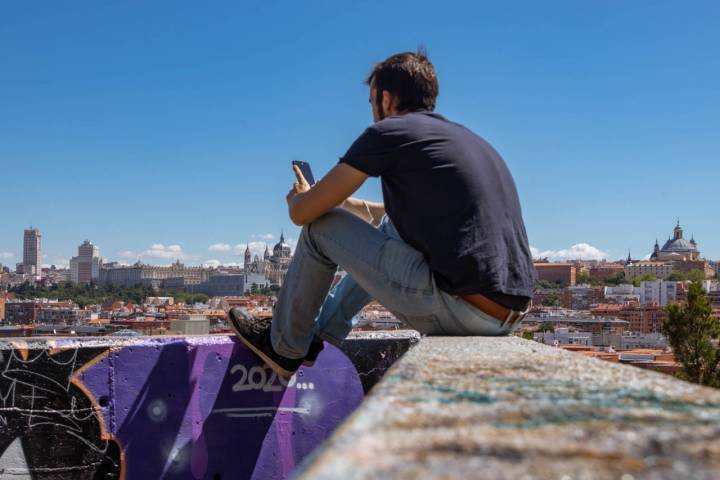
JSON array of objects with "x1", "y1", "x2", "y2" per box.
[{"x1": 341, "y1": 111, "x2": 536, "y2": 298}]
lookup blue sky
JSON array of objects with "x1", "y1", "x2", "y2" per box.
[{"x1": 1, "y1": 1, "x2": 718, "y2": 268}]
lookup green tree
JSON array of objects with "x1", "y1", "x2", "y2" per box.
[
  {"x1": 535, "y1": 279, "x2": 567, "y2": 290},
  {"x1": 521, "y1": 331, "x2": 535, "y2": 341},
  {"x1": 662, "y1": 281, "x2": 720, "y2": 387},
  {"x1": 576, "y1": 272, "x2": 591, "y2": 284},
  {"x1": 603, "y1": 272, "x2": 627, "y2": 286},
  {"x1": 666, "y1": 272, "x2": 687, "y2": 281},
  {"x1": 687, "y1": 269, "x2": 707, "y2": 283},
  {"x1": 632, "y1": 272, "x2": 657, "y2": 287},
  {"x1": 540, "y1": 322, "x2": 555, "y2": 333},
  {"x1": 542, "y1": 292, "x2": 562, "y2": 307}
]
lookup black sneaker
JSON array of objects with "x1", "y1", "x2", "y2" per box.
[
  {"x1": 227, "y1": 308, "x2": 302, "y2": 377},
  {"x1": 303, "y1": 336, "x2": 325, "y2": 367}
]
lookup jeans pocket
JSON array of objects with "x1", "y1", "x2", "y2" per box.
[{"x1": 443, "y1": 294, "x2": 508, "y2": 336}]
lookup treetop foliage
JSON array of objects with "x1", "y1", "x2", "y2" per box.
[
  {"x1": 662, "y1": 281, "x2": 720, "y2": 387},
  {"x1": 9, "y1": 282, "x2": 209, "y2": 308}
]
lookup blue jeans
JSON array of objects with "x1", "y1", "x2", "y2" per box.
[{"x1": 271, "y1": 209, "x2": 512, "y2": 359}]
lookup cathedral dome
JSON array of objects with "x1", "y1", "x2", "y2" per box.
[
  {"x1": 661, "y1": 237, "x2": 697, "y2": 253},
  {"x1": 273, "y1": 231, "x2": 292, "y2": 259},
  {"x1": 651, "y1": 220, "x2": 701, "y2": 261}
]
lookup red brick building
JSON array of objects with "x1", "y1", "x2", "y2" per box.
[
  {"x1": 4, "y1": 300, "x2": 76, "y2": 325},
  {"x1": 534, "y1": 263, "x2": 576, "y2": 286},
  {"x1": 592, "y1": 303, "x2": 666, "y2": 334},
  {"x1": 563, "y1": 286, "x2": 605, "y2": 310},
  {"x1": 588, "y1": 263, "x2": 626, "y2": 281}
]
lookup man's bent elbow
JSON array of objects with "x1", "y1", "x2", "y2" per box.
[{"x1": 289, "y1": 209, "x2": 313, "y2": 226}]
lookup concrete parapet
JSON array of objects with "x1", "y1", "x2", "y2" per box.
[
  {"x1": 297, "y1": 336, "x2": 720, "y2": 480},
  {"x1": 0, "y1": 331, "x2": 418, "y2": 479}
]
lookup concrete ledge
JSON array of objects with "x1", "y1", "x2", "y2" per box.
[
  {"x1": 296, "y1": 336, "x2": 720, "y2": 480},
  {"x1": 0, "y1": 332, "x2": 418, "y2": 479}
]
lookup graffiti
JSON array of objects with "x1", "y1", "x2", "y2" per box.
[
  {"x1": 230, "y1": 364, "x2": 314, "y2": 393},
  {"x1": 0, "y1": 343, "x2": 122, "y2": 479},
  {"x1": 0, "y1": 337, "x2": 367, "y2": 479}
]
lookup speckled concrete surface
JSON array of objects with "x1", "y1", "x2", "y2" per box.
[{"x1": 295, "y1": 336, "x2": 720, "y2": 480}]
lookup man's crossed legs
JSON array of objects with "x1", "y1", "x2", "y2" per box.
[{"x1": 230, "y1": 209, "x2": 512, "y2": 375}]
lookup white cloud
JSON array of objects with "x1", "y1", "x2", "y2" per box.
[
  {"x1": 251, "y1": 233, "x2": 275, "y2": 240},
  {"x1": 119, "y1": 244, "x2": 198, "y2": 261},
  {"x1": 202, "y1": 259, "x2": 243, "y2": 268},
  {"x1": 52, "y1": 257, "x2": 70, "y2": 268},
  {"x1": 284, "y1": 237, "x2": 298, "y2": 253},
  {"x1": 147, "y1": 244, "x2": 183, "y2": 259},
  {"x1": 0, "y1": 252, "x2": 14, "y2": 259},
  {"x1": 233, "y1": 242, "x2": 267, "y2": 257},
  {"x1": 531, "y1": 243, "x2": 608, "y2": 262},
  {"x1": 208, "y1": 243, "x2": 232, "y2": 252}
]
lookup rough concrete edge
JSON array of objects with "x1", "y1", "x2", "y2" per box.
[
  {"x1": 292, "y1": 335, "x2": 427, "y2": 478},
  {"x1": 292, "y1": 335, "x2": 720, "y2": 479},
  {"x1": 0, "y1": 331, "x2": 422, "y2": 349}
]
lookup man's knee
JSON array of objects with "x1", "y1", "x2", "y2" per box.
[{"x1": 306, "y1": 208, "x2": 351, "y2": 238}]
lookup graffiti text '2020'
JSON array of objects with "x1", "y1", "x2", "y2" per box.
[{"x1": 230, "y1": 364, "x2": 297, "y2": 392}]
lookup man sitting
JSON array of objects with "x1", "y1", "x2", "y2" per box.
[{"x1": 229, "y1": 50, "x2": 537, "y2": 377}]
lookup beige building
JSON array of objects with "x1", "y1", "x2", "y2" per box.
[
  {"x1": 100, "y1": 260, "x2": 210, "y2": 288},
  {"x1": 170, "y1": 314, "x2": 209, "y2": 335},
  {"x1": 70, "y1": 240, "x2": 103, "y2": 284},
  {"x1": 624, "y1": 262, "x2": 674, "y2": 280}
]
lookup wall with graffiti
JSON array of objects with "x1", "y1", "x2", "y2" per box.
[{"x1": 0, "y1": 334, "x2": 414, "y2": 479}]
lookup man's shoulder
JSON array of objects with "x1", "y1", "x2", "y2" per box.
[{"x1": 371, "y1": 111, "x2": 453, "y2": 135}]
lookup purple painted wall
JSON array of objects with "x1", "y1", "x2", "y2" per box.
[{"x1": 0, "y1": 336, "x2": 365, "y2": 479}]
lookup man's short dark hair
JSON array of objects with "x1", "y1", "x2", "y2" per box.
[{"x1": 366, "y1": 49, "x2": 439, "y2": 113}]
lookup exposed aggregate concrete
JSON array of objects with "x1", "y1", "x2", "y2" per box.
[{"x1": 296, "y1": 336, "x2": 720, "y2": 480}]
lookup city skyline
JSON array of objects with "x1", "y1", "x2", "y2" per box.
[
  {"x1": 2, "y1": 2, "x2": 719, "y2": 264},
  {"x1": 1, "y1": 218, "x2": 716, "y2": 271},
  {"x1": 1, "y1": 227, "x2": 297, "y2": 269}
]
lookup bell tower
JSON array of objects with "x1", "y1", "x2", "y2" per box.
[
  {"x1": 673, "y1": 218, "x2": 683, "y2": 240},
  {"x1": 244, "y1": 244, "x2": 252, "y2": 270}
]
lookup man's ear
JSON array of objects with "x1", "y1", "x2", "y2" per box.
[{"x1": 381, "y1": 90, "x2": 393, "y2": 115}]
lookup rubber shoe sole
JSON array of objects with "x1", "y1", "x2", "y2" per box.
[
  {"x1": 227, "y1": 309, "x2": 298, "y2": 378},
  {"x1": 302, "y1": 338, "x2": 325, "y2": 367}
]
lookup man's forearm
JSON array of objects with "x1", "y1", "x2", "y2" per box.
[{"x1": 340, "y1": 197, "x2": 385, "y2": 226}]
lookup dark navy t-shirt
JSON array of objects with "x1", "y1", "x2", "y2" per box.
[{"x1": 339, "y1": 111, "x2": 536, "y2": 300}]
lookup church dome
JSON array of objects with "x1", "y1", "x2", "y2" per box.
[
  {"x1": 273, "y1": 231, "x2": 292, "y2": 258},
  {"x1": 660, "y1": 237, "x2": 697, "y2": 253}
]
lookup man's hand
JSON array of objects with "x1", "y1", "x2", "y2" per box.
[
  {"x1": 287, "y1": 163, "x2": 368, "y2": 225},
  {"x1": 286, "y1": 164, "x2": 311, "y2": 207}
]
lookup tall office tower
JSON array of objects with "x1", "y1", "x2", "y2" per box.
[
  {"x1": 23, "y1": 228, "x2": 42, "y2": 276},
  {"x1": 70, "y1": 240, "x2": 102, "y2": 284}
]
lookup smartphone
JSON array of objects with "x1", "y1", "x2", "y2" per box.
[{"x1": 292, "y1": 160, "x2": 316, "y2": 185}]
